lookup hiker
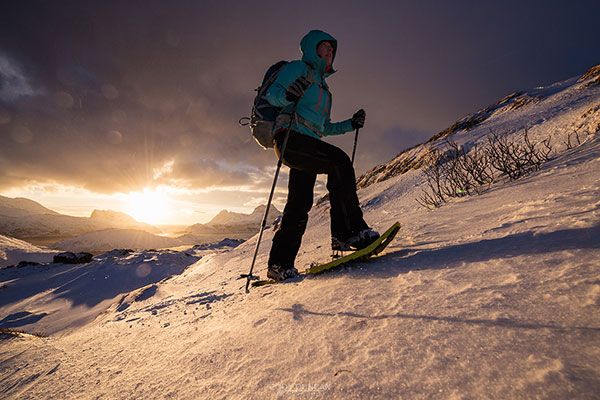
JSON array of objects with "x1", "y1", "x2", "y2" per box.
[{"x1": 266, "y1": 29, "x2": 379, "y2": 281}]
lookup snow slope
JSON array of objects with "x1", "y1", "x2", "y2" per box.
[
  {"x1": 0, "y1": 69, "x2": 598, "y2": 399},
  {"x1": 0, "y1": 234, "x2": 60, "y2": 267},
  {"x1": 0, "y1": 196, "x2": 60, "y2": 217},
  {"x1": 358, "y1": 68, "x2": 600, "y2": 189},
  {"x1": 0, "y1": 249, "x2": 202, "y2": 335},
  {"x1": 48, "y1": 228, "x2": 188, "y2": 253}
]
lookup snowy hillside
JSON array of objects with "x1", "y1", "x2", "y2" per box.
[
  {"x1": 358, "y1": 64, "x2": 600, "y2": 189},
  {"x1": 48, "y1": 228, "x2": 188, "y2": 254},
  {"x1": 187, "y1": 204, "x2": 281, "y2": 234},
  {"x1": 0, "y1": 234, "x2": 60, "y2": 267},
  {"x1": 0, "y1": 67, "x2": 598, "y2": 399},
  {"x1": 0, "y1": 249, "x2": 202, "y2": 335},
  {"x1": 0, "y1": 195, "x2": 60, "y2": 217}
]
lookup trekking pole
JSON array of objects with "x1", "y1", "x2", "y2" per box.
[
  {"x1": 242, "y1": 102, "x2": 298, "y2": 292},
  {"x1": 351, "y1": 128, "x2": 360, "y2": 165}
]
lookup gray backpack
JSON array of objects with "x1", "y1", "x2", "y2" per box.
[{"x1": 240, "y1": 61, "x2": 314, "y2": 149}]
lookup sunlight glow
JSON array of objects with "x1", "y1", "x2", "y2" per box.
[{"x1": 125, "y1": 189, "x2": 172, "y2": 225}]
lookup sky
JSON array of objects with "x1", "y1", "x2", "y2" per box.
[{"x1": 1, "y1": 0, "x2": 598, "y2": 225}]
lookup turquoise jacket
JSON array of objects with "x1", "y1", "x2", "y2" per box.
[{"x1": 266, "y1": 30, "x2": 354, "y2": 140}]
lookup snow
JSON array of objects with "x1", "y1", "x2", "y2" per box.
[
  {"x1": 0, "y1": 249, "x2": 202, "y2": 336},
  {"x1": 88, "y1": 209, "x2": 160, "y2": 233},
  {"x1": 0, "y1": 197, "x2": 160, "y2": 239},
  {"x1": 0, "y1": 71, "x2": 599, "y2": 398},
  {"x1": 48, "y1": 228, "x2": 188, "y2": 254},
  {"x1": 0, "y1": 234, "x2": 60, "y2": 267},
  {"x1": 187, "y1": 204, "x2": 282, "y2": 234},
  {"x1": 0, "y1": 195, "x2": 60, "y2": 217}
]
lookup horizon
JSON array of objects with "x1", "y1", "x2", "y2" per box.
[
  {"x1": 1, "y1": 1, "x2": 599, "y2": 225},
  {"x1": 0, "y1": 192, "x2": 282, "y2": 227}
]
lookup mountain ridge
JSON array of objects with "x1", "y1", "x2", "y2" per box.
[
  {"x1": 188, "y1": 204, "x2": 281, "y2": 234},
  {"x1": 357, "y1": 63, "x2": 600, "y2": 189},
  {"x1": 0, "y1": 195, "x2": 60, "y2": 217}
]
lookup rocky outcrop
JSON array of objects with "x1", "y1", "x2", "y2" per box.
[
  {"x1": 578, "y1": 64, "x2": 600, "y2": 87},
  {"x1": 53, "y1": 252, "x2": 94, "y2": 264}
]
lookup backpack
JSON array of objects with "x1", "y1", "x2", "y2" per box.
[{"x1": 240, "y1": 61, "x2": 314, "y2": 149}]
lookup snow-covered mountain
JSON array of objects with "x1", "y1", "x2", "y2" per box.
[
  {"x1": 187, "y1": 204, "x2": 281, "y2": 234},
  {"x1": 0, "y1": 195, "x2": 60, "y2": 217},
  {"x1": 89, "y1": 209, "x2": 160, "y2": 233},
  {"x1": 0, "y1": 197, "x2": 160, "y2": 239},
  {"x1": 0, "y1": 212, "x2": 107, "y2": 239},
  {"x1": 1, "y1": 65, "x2": 598, "y2": 399}
]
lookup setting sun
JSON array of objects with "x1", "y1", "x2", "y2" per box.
[{"x1": 125, "y1": 189, "x2": 171, "y2": 225}]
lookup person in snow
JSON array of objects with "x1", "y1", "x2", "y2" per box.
[{"x1": 265, "y1": 29, "x2": 379, "y2": 281}]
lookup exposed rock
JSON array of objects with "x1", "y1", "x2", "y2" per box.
[
  {"x1": 190, "y1": 238, "x2": 245, "y2": 251},
  {"x1": 5, "y1": 261, "x2": 42, "y2": 269},
  {"x1": 53, "y1": 252, "x2": 93, "y2": 264},
  {"x1": 357, "y1": 86, "x2": 547, "y2": 190},
  {"x1": 578, "y1": 64, "x2": 600, "y2": 82},
  {"x1": 16, "y1": 261, "x2": 41, "y2": 268}
]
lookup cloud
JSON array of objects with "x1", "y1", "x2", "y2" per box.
[
  {"x1": 0, "y1": 53, "x2": 41, "y2": 102},
  {"x1": 1, "y1": 0, "x2": 599, "y2": 203},
  {"x1": 154, "y1": 158, "x2": 253, "y2": 189}
]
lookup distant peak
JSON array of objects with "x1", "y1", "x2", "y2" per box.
[
  {"x1": 252, "y1": 204, "x2": 280, "y2": 214},
  {"x1": 0, "y1": 195, "x2": 60, "y2": 215},
  {"x1": 90, "y1": 209, "x2": 138, "y2": 223}
]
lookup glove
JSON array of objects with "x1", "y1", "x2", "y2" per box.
[
  {"x1": 285, "y1": 76, "x2": 311, "y2": 102},
  {"x1": 351, "y1": 109, "x2": 366, "y2": 129}
]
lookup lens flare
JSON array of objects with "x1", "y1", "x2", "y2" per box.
[{"x1": 136, "y1": 263, "x2": 152, "y2": 278}]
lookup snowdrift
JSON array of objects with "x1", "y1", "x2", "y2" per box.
[{"x1": 0, "y1": 234, "x2": 60, "y2": 267}]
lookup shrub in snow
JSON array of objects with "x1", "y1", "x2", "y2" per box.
[{"x1": 418, "y1": 130, "x2": 552, "y2": 208}]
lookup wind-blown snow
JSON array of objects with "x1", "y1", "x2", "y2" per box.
[
  {"x1": 0, "y1": 70, "x2": 598, "y2": 399},
  {"x1": 0, "y1": 249, "x2": 202, "y2": 335}
]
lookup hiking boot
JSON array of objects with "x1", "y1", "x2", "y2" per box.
[
  {"x1": 267, "y1": 265, "x2": 299, "y2": 282},
  {"x1": 332, "y1": 228, "x2": 380, "y2": 251},
  {"x1": 331, "y1": 237, "x2": 353, "y2": 251}
]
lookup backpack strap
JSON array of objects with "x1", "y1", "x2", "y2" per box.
[
  {"x1": 275, "y1": 61, "x2": 328, "y2": 137},
  {"x1": 304, "y1": 62, "x2": 315, "y2": 86}
]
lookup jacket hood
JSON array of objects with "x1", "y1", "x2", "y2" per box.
[{"x1": 300, "y1": 30, "x2": 337, "y2": 77}]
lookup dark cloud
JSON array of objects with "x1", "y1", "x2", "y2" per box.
[
  {"x1": 1, "y1": 0, "x2": 599, "y2": 195},
  {"x1": 154, "y1": 158, "x2": 253, "y2": 189}
]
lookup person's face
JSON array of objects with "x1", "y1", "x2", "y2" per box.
[{"x1": 316, "y1": 41, "x2": 334, "y2": 67}]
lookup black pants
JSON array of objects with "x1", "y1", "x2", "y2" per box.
[{"x1": 268, "y1": 131, "x2": 368, "y2": 268}]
